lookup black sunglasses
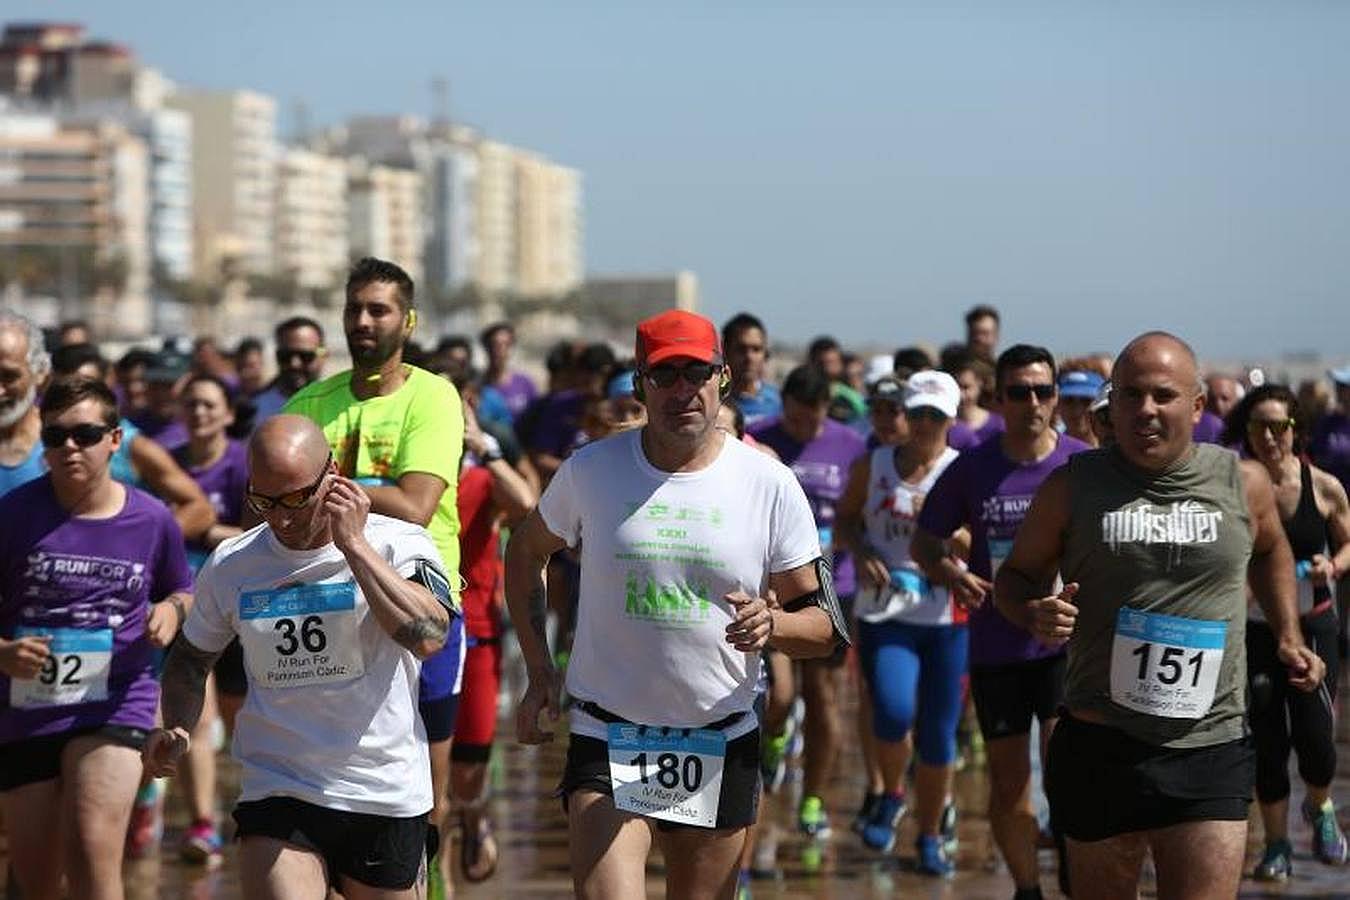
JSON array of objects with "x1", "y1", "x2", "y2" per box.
[
  {"x1": 277, "y1": 349, "x2": 319, "y2": 365},
  {"x1": 1003, "y1": 384, "x2": 1056, "y2": 402},
  {"x1": 1247, "y1": 418, "x2": 1295, "y2": 438},
  {"x1": 905, "y1": 406, "x2": 949, "y2": 422},
  {"x1": 246, "y1": 453, "x2": 332, "y2": 512},
  {"x1": 644, "y1": 363, "x2": 718, "y2": 389},
  {"x1": 40, "y1": 423, "x2": 115, "y2": 450}
]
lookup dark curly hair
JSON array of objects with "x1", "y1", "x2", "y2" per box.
[{"x1": 1221, "y1": 383, "x2": 1304, "y2": 457}]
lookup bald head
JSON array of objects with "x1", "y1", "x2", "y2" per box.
[
  {"x1": 1113, "y1": 332, "x2": 1201, "y2": 397},
  {"x1": 249, "y1": 414, "x2": 332, "y2": 484}
]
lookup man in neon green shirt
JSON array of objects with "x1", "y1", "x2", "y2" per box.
[{"x1": 284, "y1": 256, "x2": 465, "y2": 898}]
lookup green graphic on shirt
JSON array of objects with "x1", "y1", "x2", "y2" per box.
[{"x1": 624, "y1": 573, "x2": 712, "y2": 626}]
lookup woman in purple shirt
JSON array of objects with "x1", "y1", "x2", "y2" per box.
[
  {"x1": 169, "y1": 373, "x2": 250, "y2": 863},
  {"x1": 0, "y1": 378, "x2": 191, "y2": 900}
]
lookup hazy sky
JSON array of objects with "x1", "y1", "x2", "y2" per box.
[{"x1": 11, "y1": 1, "x2": 1349, "y2": 360}]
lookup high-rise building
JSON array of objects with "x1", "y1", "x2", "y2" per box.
[
  {"x1": 0, "y1": 109, "x2": 152, "y2": 333},
  {"x1": 348, "y1": 158, "x2": 424, "y2": 288},
  {"x1": 168, "y1": 89, "x2": 277, "y2": 278},
  {"x1": 583, "y1": 272, "x2": 700, "y2": 318},
  {"x1": 475, "y1": 139, "x2": 516, "y2": 295},
  {"x1": 275, "y1": 147, "x2": 348, "y2": 291},
  {"x1": 515, "y1": 150, "x2": 582, "y2": 297}
]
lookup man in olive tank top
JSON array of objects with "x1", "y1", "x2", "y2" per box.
[{"x1": 993, "y1": 332, "x2": 1324, "y2": 900}]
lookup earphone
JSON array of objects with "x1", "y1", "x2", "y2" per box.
[{"x1": 406, "y1": 309, "x2": 418, "y2": 332}]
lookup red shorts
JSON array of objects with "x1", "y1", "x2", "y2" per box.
[{"x1": 451, "y1": 638, "x2": 502, "y2": 763}]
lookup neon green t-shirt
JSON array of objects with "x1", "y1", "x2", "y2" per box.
[{"x1": 284, "y1": 365, "x2": 464, "y2": 593}]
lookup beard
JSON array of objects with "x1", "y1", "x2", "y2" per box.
[
  {"x1": 0, "y1": 384, "x2": 35, "y2": 429},
  {"x1": 348, "y1": 330, "x2": 403, "y2": 369}
]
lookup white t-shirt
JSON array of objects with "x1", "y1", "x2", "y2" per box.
[
  {"x1": 184, "y1": 514, "x2": 443, "y2": 817},
  {"x1": 857, "y1": 445, "x2": 960, "y2": 626},
  {"x1": 539, "y1": 428, "x2": 820, "y2": 737}
]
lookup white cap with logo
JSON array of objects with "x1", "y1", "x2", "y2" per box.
[{"x1": 903, "y1": 370, "x2": 960, "y2": 418}]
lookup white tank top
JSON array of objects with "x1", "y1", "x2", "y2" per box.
[{"x1": 856, "y1": 445, "x2": 960, "y2": 625}]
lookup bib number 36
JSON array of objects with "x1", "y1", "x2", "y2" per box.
[
  {"x1": 607, "y1": 724, "x2": 727, "y2": 828},
  {"x1": 1110, "y1": 608, "x2": 1226, "y2": 719}
]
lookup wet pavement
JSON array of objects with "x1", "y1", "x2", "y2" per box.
[{"x1": 7, "y1": 665, "x2": 1350, "y2": 898}]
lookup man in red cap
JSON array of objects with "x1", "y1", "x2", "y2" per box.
[{"x1": 506, "y1": 309, "x2": 848, "y2": 898}]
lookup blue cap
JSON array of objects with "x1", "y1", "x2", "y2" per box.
[
  {"x1": 1329, "y1": 365, "x2": 1350, "y2": 386},
  {"x1": 607, "y1": 370, "x2": 636, "y2": 399},
  {"x1": 1058, "y1": 370, "x2": 1105, "y2": 399}
]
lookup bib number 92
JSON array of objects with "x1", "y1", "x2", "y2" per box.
[
  {"x1": 38, "y1": 654, "x2": 83, "y2": 686},
  {"x1": 273, "y1": 615, "x2": 327, "y2": 656}
]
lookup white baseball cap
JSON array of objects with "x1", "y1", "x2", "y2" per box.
[
  {"x1": 1329, "y1": 365, "x2": 1350, "y2": 386},
  {"x1": 903, "y1": 370, "x2": 960, "y2": 418},
  {"x1": 864, "y1": 354, "x2": 895, "y2": 387}
]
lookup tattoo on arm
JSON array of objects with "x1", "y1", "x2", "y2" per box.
[
  {"x1": 160, "y1": 639, "x2": 221, "y2": 733},
  {"x1": 528, "y1": 585, "x2": 548, "y2": 643},
  {"x1": 393, "y1": 616, "x2": 449, "y2": 652}
]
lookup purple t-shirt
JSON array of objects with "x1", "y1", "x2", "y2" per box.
[
  {"x1": 0, "y1": 479, "x2": 191, "y2": 741},
  {"x1": 173, "y1": 440, "x2": 249, "y2": 568},
  {"x1": 1192, "y1": 410, "x2": 1225, "y2": 445},
  {"x1": 520, "y1": 389, "x2": 587, "y2": 459},
  {"x1": 1310, "y1": 412, "x2": 1350, "y2": 494},
  {"x1": 493, "y1": 371, "x2": 539, "y2": 419},
  {"x1": 750, "y1": 417, "x2": 866, "y2": 596},
  {"x1": 917, "y1": 432, "x2": 1090, "y2": 666},
  {"x1": 948, "y1": 412, "x2": 1005, "y2": 450}
]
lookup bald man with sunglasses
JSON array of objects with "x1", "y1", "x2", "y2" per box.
[{"x1": 144, "y1": 414, "x2": 459, "y2": 899}]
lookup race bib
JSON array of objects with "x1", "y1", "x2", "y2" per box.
[
  {"x1": 10, "y1": 627, "x2": 113, "y2": 709},
  {"x1": 1109, "y1": 608, "x2": 1226, "y2": 719},
  {"x1": 988, "y1": 537, "x2": 1013, "y2": 579},
  {"x1": 607, "y1": 723, "x2": 727, "y2": 828},
  {"x1": 818, "y1": 525, "x2": 834, "y2": 555},
  {"x1": 239, "y1": 582, "x2": 365, "y2": 689}
]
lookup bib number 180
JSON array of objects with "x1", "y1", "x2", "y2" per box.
[{"x1": 627, "y1": 751, "x2": 704, "y2": 793}]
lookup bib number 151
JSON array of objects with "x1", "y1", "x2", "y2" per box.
[
  {"x1": 1109, "y1": 608, "x2": 1226, "y2": 720},
  {"x1": 1131, "y1": 643, "x2": 1205, "y2": 688}
]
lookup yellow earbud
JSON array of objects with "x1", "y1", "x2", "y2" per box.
[{"x1": 406, "y1": 309, "x2": 418, "y2": 331}]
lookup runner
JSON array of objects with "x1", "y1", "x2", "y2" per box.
[
  {"x1": 837, "y1": 370, "x2": 966, "y2": 874},
  {"x1": 1309, "y1": 365, "x2": 1350, "y2": 656},
  {"x1": 283, "y1": 256, "x2": 466, "y2": 897},
  {"x1": 944, "y1": 349, "x2": 1003, "y2": 451},
  {"x1": 913, "y1": 344, "x2": 1089, "y2": 900},
  {"x1": 0, "y1": 309, "x2": 48, "y2": 497},
  {"x1": 480, "y1": 321, "x2": 538, "y2": 420},
  {"x1": 0, "y1": 377, "x2": 192, "y2": 900},
  {"x1": 722, "y1": 313, "x2": 782, "y2": 428},
  {"x1": 450, "y1": 401, "x2": 536, "y2": 885},
  {"x1": 144, "y1": 414, "x2": 457, "y2": 899},
  {"x1": 506, "y1": 309, "x2": 848, "y2": 900},
  {"x1": 1221, "y1": 384, "x2": 1350, "y2": 877},
  {"x1": 750, "y1": 364, "x2": 866, "y2": 839},
  {"x1": 996, "y1": 332, "x2": 1325, "y2": 900},
  {"x1": 964, "y1": 305, "x2": 1001, "y2": 363},
  {"x1": 250, "y1": 317, "x2": 327, "y2": 422},
  {"x1": 1056, "y1": 369, "x2": 1105, "y2": 447}
]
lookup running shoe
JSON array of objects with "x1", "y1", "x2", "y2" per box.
[
  {"x1": 797, "y1": 795, "x2": 831, "y2": 839},
  {"x1": 1253, "y1": 840, "x2": 1293, "y2": 881},
  {"x1": 760, "y1": 728, "x2": 791, "y2": 793},
  {"x1": 860, "y1": 792, "x2": 907, "y2": 853},
  {"x1": 179, "y1": 818, "x2": 222, "y2": 865},
  {"x1": 940, "y1": 799, "x2": 958, "y2": 855},
  {"x1": 851, "y1": 791, "x2": 882, "y2": 835},
  {"x1": 124, "y1": 780, "x2": 163, "y2": 859},
  {"x1": 735, "y1": 868, "x2": 752, "y2": 900},
  {"x1": 1304, "y1": 797, "x2": 1350, "y2": 865},
  {"x1": 427, "y1": 853, "x2": 447, "y2": 900},
  {"x1": 915, "y1": 833, "x2": 954, "y2": 878}
]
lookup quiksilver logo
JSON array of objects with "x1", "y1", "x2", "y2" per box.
[{"x1": 1101, "y1": 500, "x2": 1223, "y2": 552}]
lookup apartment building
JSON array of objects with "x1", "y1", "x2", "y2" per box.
[{"x1": 348, "y1": 157, "x2": 425, "y2": 287}]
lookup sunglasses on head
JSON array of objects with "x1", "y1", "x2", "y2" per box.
[
  {"x1": 905, "y1": 406, "x2": 949, "y2": 422},
  {"x1": 277, "y1": 348, "x2": 319, "y2": 365},
  {"x1": 40, "y1": 423, "x2": 115, "y2": 450},
  {"x1": 1247, "y1": 418, "x2": 1295, "y2": 438},
  {"x1": 644, "y1": 363, "x2": 718, "y2": 388},
  {"x1": 1003, "y1": 384, "x2": 1056, "y2": 402},
  {"x1": 246, "y1": 453, "x2": 332, "y2": 513}
]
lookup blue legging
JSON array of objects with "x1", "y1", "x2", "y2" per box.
[{"x1": 858, "y1": 619, "x2": 968, "y2": 766}]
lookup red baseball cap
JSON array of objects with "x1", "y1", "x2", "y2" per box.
[{"x1": 635, "y1": 310, "x2": 722, "y2": 367}]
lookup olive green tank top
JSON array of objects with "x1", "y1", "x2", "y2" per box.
[{"x1": 1061, "y1": 444, "x2": 1251, "y2": 748}]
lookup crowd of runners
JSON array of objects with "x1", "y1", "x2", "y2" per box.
[{"x1": 1, "y1": 257, "x2": 1349, "y2": 900}]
